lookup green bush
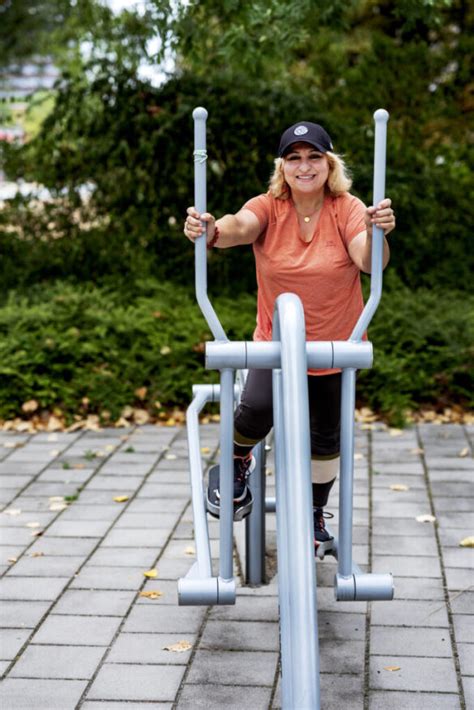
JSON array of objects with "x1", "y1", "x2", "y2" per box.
[{"x1": 0, "y1": 276, "x2": 471, "y2": 425}]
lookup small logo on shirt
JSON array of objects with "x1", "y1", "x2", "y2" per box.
[{"x1": 294, "y1": 125, "x2": 309, "y2": 136}]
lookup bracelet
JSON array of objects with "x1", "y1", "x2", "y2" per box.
[{"x1": 207, "y1": 225, "x2": 220, "y2": 249}]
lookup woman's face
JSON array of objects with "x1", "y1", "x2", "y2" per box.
[{"x1": 282, "y1": 142, "x2": 329, "y2": 196}]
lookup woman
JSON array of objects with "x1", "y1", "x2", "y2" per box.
[{"x1": 184, "y1": 120, "x2": 395, "y2": 554}]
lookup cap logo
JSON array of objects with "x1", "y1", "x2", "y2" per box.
[{"x1": 294, "y1": 125, "x2": 308, "y2": 136}]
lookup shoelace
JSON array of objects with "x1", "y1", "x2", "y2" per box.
[{"x1": 313, "y1": 508, "x2": 334, "y2": 532}]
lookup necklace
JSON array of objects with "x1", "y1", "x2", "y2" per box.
[{"x1": 294, "y1": 199, "x2": 324, "y2": 223}]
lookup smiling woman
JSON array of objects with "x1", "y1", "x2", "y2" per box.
[{"x1": 183, "y1": 117, "x2": 396, "y2": 553}]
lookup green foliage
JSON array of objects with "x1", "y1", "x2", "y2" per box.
[{"x1": 0, "y1": 277, "x2": 471, "y2": 425}]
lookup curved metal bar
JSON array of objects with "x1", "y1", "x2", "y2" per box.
[
  {"x1": 273, "y1": 293, "x2": 320, "y2": 710},
  {"x1": 350, "y1": 109, "x2": 389, "y2": 342},
  {"x1": 193, "y1": 107, "x2": 227, "y2": 342}
]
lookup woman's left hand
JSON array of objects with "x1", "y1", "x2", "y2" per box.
[{"x1": 365, "y1": 198, "x2": 395, "y2": 236}]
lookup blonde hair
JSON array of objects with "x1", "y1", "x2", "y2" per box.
[{"x1": 269, "y1": 151, "x2": 352, "y2": 199}]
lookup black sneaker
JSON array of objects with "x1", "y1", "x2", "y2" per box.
[
  {"x1": 313, "y1": 507, "x2": 334, "y2": 559},
  {"x1": 206, "y1": 456, "x2": 255, "y2": 521}
]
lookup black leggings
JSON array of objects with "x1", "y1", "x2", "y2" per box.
[{"x1": 234, "y1": 370, "x2": 341, "y2": 457}]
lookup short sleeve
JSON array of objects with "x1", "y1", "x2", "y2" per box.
[
  {"x1": 242, "y1": 193, "x2": 271, "y2": 232},
  {"x1": 344, "y1": 195, "x2": 367, "y2": 246}
]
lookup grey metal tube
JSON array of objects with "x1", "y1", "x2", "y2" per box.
[
  {"x1": 350, "y1": 109, "x2": 389, "y2": 342},
  {"x1": 245, "y1": 440, "x2": 266, "y2": 585},
  {"x1": 193, "y1": 107, "x2": 227, "y2": 342},
  {"x1": 206, "y1": 340, "x2": 372, "y2": 371},
  {"x1": 185, "y1": 387, "x2": 213, "y2": 578},
  {"x1": 273, "y1": 367, "x2": 293, "y2": 707},
  {"x1": 338, "y1": 368, "x2": 356, "y2": 578},
  {"x1": 219, "y1": 368, "x2": 235, "y2": 581},
  {"x1": 274, "y1": 293, "x2": 320, "y2": 709}
]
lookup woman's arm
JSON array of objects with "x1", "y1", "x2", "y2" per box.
[
  {"x1": 184, "y1": 207, "x2": 263, "y2": 248},
  {"x1": 348, "y1": 198, "x2": 395, "y2": 273}
]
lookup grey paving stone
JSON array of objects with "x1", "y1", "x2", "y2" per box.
[
  {"x1": 10, "y1": 644, "x2": 106, "y2": 679},
  {"x1": 199, "y1": 620, "x2": 279, "y2": 652},
  {"x1": 70, "y1": 565, "x2": 146, "y2": 590},
  {"x1": 58, "y1": 504, "x2": 121, "y2": 521},
  {"x1": 0, "y1": 628, "x2": 30, "y2": 659},
  {"x1": 372, "y1": 535, "x2": 438, "y2": 557},
  {"x1": 123, "y1": 605, "x2": 206, "y2": 634},
  {"x1": 82, "y1": 704, "x2": 172, "y2": 710},
  {"x1": 372, "y1": 474, "x2": 425, "y2": 489},
  {"x1": 443, "y1": 547, "x2": 474, "y2": 568},
  {"x1": 273, "y1": 672, "x2": 364, "y2": 710},
  {"x1": 318, "y1": 611, "x2": 366, "y2": 641},
  {"x1": 319, "y1": 638, "x2": 365, "y2": 674},
  {"x1": 431, "y1": 481, "x2": 473, "y2": 497},
  {"x1": 371, "y1": 625, "x2": 452, "y2": 656},
  {"x1": 87, "y1": 547, "x2": 158, "y2": 568},
  {"x1": 0, "y1": 677, "x2": 88, "y2": 710},
  {"x1": 28, "y1": 536, "x2": 98, "y2": 556},
  {"x1": 127, "y1": 498, "x2": 188, "y2": 513},
  {"x1": 153, "y1": 557, "x2": 194, "y2": 579},
  {"x1": 100, "y1": 465, "x2": 153, "y2": 476},
  {"x1": 209, "y1": 595, "x2": 279, "y2": 622},
  {"x1": 464, "y1": 676, "x2": 474, "y2": 710},
  {"x1": 372, "y1": 517, "x2": 436, "y2": 537},
  {"x1": 372, "y1": 501, "x2": 433, "y2": 518},
  {"x1": 445, "y1": 567, "x2": 474, "y2": 590},
  {"x1": 457, "y1": 643, "x2": 474, "y2": 677},
  {"x1": 429, "y1": 468, "x2": 473, "y2": 482},
  {"x1": 136, "y1": 483, "x2": 190, "y2": 499},
  {"x1": 186, "y1": 649, "x2": 278, "y2": 686},
  {"x1": 112, "y1": 512, "x2": 181, "y2": 529},
  {"x1": 45, "y1": 520, "x2": 111, "y2": 537},
  {"x1": 0, "y1": 511, "x2": 56, "y2": 528},
  {"x1": 54, "y1": 589, "x2": 136, "y2": 616},
  {"x1": 136, "y1": 579, "x2": 181, "y2": 605},
  {"x1": 107, "y1": 632, "x2": 196, "y2": 665},
  {"x1": 101, "y1": 528, "x2": 169, "y2": 548},
  {"x1": 0, "y1": 600, "x2": 50, "y2": 629},
  {"x1": 453, "y1": 613, "x2": 474, "y2": 643},
  {"x1": 372, "y1": 487, "x2": 429, "y2": 503},
  {"x1": 0, "y1": 576, "x2": 69, "y2": 601},
  {"x1": 369, "y1": 690, "x2": 461, "y2": 709},
  {"x1": 177, "y1": 683, "x2": 272, "y2": 709},
  {"x1": 21, "y1": 482, "x2": 80, "y2": 497},
  {"x1": 313, "y1": 588, "x2": 367, "y2": 614},
  {"x1": 0, "y1": 474, "x2": 35, "y2": 488},
  {"x1": 31, "y1": 614, "x2": 121, "y2": 646},
  {"x1": 6, "y1": 555, "x2": 84, "y2": 578},
  {"x1": 0, "y1": 527, "x2": 38, "y2": 544},
  {"x1": 372, "y1": 554, "x2": 442, "y2": 578},
  {"x1": 370, "y1": 655, "x2": 458, "y2": 692},
  {"x1": 425, "y1": 457, "x2": 473, "y2": 470},
  {"x1": 370, "y1": 599, "x2": 449, "y2": 627},
  {"x1": 436, "y1": 498, "x2": 473, "y2": 512},
  {"x1": 86, "y1": 663, "x2": 186, "y2": 702},
  {"x1": 450, "y1": 591, "x2": 474, "y2": 615},
  {"x1": 36, "y1": 468, "x2": 93, "y2": 484},
  {"x1": 85, "y1": 475, "x2": 143, "y2": 490}
]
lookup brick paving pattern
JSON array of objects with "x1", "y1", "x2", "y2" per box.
[{"x1": 0, "y1": 422, "x2": 472, "y2": 709}]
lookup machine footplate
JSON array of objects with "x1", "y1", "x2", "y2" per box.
[{"x1": 206, "y1": 464, "x2": 253, "y2": 522}]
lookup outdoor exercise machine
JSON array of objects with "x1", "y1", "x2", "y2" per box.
[{"x1": 178, "y1": 107, "x2": 394, "y2": 710}]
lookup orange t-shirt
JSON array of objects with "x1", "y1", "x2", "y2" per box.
[{"x1": 243, "y1": 191, "x2": 367, "y2": 375}]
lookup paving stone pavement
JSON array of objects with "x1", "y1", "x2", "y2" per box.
[{"x1": 0, "y1": 421, "x2": 472, "y2": 709}]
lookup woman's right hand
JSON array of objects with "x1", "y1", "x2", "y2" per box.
[{"x1": 184, "y1": 206, "x2": 216, "y2": 243}]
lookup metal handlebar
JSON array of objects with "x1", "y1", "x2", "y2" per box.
[
  {"x1": 350, "y1": 108, "x2": 389, "y2": 341},
  {"x1": 192, "y1": 107, "x2": 227, "y2": 342}
]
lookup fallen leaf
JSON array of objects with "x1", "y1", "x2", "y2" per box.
[
  {"x1": 383, "y1": 666, "x2": 401, "y2": 672},
  {"x1": 458, "y1": 447, "x2": 469, "y2": 458},
  {"x1": 133, "y1": 409, "x2": 150, "y2": 425},
  {"x1": 410, "y1": 447, "x2": 424, "y2": 455},
  {"x1": 416, "y1": 514, "x2": 436, "y2": 523},
  {"x1": 354, "y1": 453, "x2": 365, "y2": 460},
  {"x1": 22, "y1": 399, "x2": 39, "y2": 413},
  {"x1": 49, "y1": 496, "x2": 65, "y2": 502},
  {"x1": 49, "y1": 503, "x2": 68, "y2": 512},
  {"x1": 135, "y1": 386, "x2": 147, "y2": 400},
  {"x1": 3, "y1": 508, "x2": 21, "y2": 516},
  {"x1": 388, "y1": 428, "x2": 404, "y2": 437},
  {"x1": 201, "y1": 447, "x2": 211, "y2": 454},
  {"x1": 4, "y1": 441, "x2": 21, "y2": 448},
  {"x1": 105, "y1": 444, "x2": 115, "y2": 451},
  {"x1": 143, "y1": 568, "x2": 158, "y2": 578},
  {"x1": 390, "y1": 484, "x2": 410, "y2": 492},
  {"x1": 210, "y1": 414, "x2": 220, "y2": 423},
  {"x1": 31, "y1": 530, "x2": 44, "y2": 537},
  {"x1": 7, "y1": 557, "x2": 17, "y2": 563},
  {"x1": 165, "y1": 453, "x2": 177, "y2": 460},
  {"x1": 160, "y1": 346, "x2": 171, "y2": 355},
  {"x1": 47, "y1": 433, "x2": 58, "y2": 442},
  {"x1": 113, "y1": 496, "x2": 129, "y2": 503},
  {"x1": 184, "y1": 546, "x2": 196, "y2": 556},
  {"x1": 163, "y1": 640, "x2": 192, "y2": 653},
  {"x1": 31, "y1": 552, "x2": 45, "y2": 558},
  {"x1": 139, "y1": 590, "x2": 163, "y2": 599},
  {"x1": 49, "y1": 449, "x2": 60, "y2": 457},
  {"x1": 459, "y1": 537, "x2": 474, "y2": 548},
  {"x1": 73, "y1": 464, "x2": 85, "y2": 470},
  {"x1": 26, "y1": 522, "x2": 41, "y2": 528}
]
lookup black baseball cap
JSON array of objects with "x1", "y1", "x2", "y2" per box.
[{"x1": 278, "y1": 121, "x2": 333, "y2": 157}]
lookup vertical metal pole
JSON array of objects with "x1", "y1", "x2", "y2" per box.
[
  {"x1": 274, "y1": 294, "x2": 320, "y2": 710},
  {"x1": 273, "y1": 368, "x2": 293, "y2": 708},
  {"x1": 219, "y1": 368, "x2": 235, "y2": 581},
  {"x1": 338, "y1": 367, "x2": 356, "y2": 578},
  {"x1": 245, "y1": 440, "x2": 266, "y2": 585}
]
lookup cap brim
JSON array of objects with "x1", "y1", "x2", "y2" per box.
[{"x1": 279, "y1": 140, "x2": 329, "y2": 157}]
